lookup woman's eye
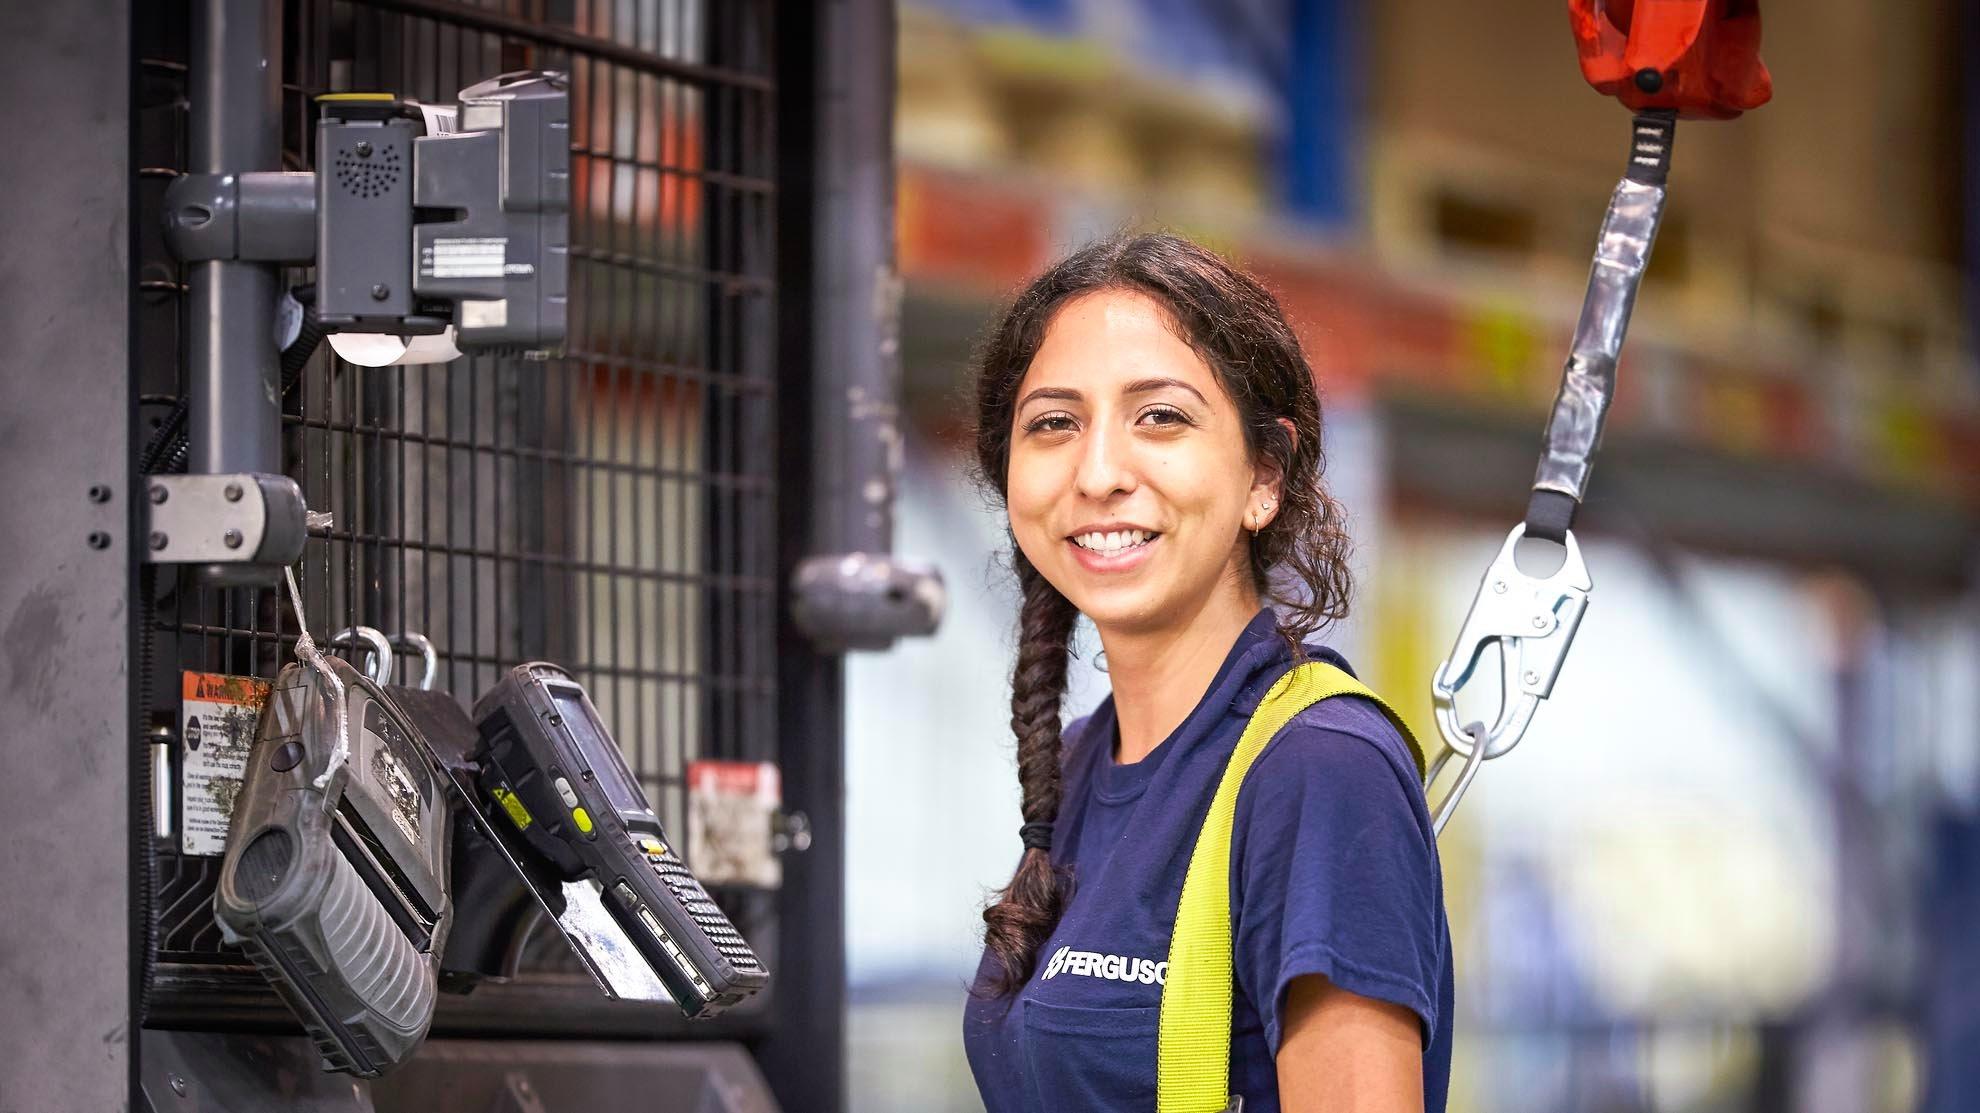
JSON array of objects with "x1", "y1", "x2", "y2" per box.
[
  {"x1": 1137, "y1": 406, "x2": 1190, "y2": 428},
  {"x1": 1024, "y1": 413, "x2": 1077, "y2": 435}
]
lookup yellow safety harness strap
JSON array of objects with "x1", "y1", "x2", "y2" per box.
[{"x1": 1156, "y1": 662, "x2": 1424, "y2": 1113}]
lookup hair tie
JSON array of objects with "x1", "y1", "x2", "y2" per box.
[{"x1": 1019, "y1": 821, "x2": 1054, "y2": 852}]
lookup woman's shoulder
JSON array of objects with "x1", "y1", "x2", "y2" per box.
[
  {"x1": 1237, "y1": 670, "x2": 1431, "y2": 830},
  {"x1": 1235, "y1": 649, "x2": 1422, "y2": 776},
  {"x1": 1278, "y1": 694, "x2": 1417, "y2": 775}
]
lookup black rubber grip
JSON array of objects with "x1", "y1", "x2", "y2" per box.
[
  {"x1": 1624, "y1": 110, "x2": 1677, "y2": 186},
  {"x1": 1524, "y1": 489, "x2": 1577, "y2": 545}
]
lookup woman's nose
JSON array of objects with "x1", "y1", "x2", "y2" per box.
[{"x1": 1073, "y1": 422, "x2": 1137, "y2": 501}]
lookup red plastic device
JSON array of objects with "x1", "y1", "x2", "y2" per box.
[{"x1": 1568, "y1": 0, "x2": 1772, "y2": 119}]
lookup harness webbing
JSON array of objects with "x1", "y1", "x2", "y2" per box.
[{"x1": 1156, "y1": 662, "x2": 1424, "y2": 1113}]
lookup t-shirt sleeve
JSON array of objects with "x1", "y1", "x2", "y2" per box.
[{"x1": 1230, "y1": 700, "x2": 1444, "y2": 1054}]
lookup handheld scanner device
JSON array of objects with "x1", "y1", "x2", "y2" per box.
[
  {"x1": 213, "y1": 655, "x2": 452, "y2": 1078},
  {"x1": 471, "y1": 663, "x2": 768, "y2": 1017}
]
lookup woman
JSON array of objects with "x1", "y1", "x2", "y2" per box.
[{"x1": 961, "y1": 233, "x2": 1452, "y2": 1112}]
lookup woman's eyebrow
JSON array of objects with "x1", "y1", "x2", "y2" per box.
[
  {"x1": 1016, "y1": 386, "x2": 1083, "y2": 410},
  {"x1": 1123, "y1": 377, "x2": 1210, "y2": 406}
]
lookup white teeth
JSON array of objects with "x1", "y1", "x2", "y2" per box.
[{"x1": 1073, "y1": 529, "x2": 1154, "y2": 555}]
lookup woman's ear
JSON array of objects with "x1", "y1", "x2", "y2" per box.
[{"x1": 1248, "y1": 418, "x2": 1297, "y2": 528}]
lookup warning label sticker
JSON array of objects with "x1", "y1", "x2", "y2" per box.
[
  {"x1": 687, "y1": 760, "x2": 781, "y2": 888},
  {"x1": 180, "y1": 672, "x2": 271, "y2": 856}
]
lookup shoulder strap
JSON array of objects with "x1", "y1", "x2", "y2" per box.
[{"x1": 1156, "y1": 661, "x2": 1424, "y2": 1113}]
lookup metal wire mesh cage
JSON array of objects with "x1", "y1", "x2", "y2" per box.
[{"x1": 136, "y1": 0, "x2": 779, "y2": 1031}]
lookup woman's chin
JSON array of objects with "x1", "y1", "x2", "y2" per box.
[{"x1": 1061, "y1": 589, "x2": 1173, "y2": 637}]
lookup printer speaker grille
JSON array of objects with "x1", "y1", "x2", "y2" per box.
[{"x1": 333, "y1": 144, "x2": 402, "y2": 200}]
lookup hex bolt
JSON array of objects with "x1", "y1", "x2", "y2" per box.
[
  {"x1": 371, "y1": 283, "x2": 390, "y2": 300},
  {"x1": 223, "y1": 529, "x2": 244, "y2": 550},
  {"x1": 149, "y1": 531, "x2": 169, "y2": 552},
  {"x1": 223, "y1": 482, "x2": 243, "y2": 502},
  {"x1": 1522, "y1": 671, "x2": 1539, "y2": 686},
  {"x1": 88, "y1": 484, "x2": 111, "y2": 503},
  {"x1": 149, "y1": 484, "x2": 168, "y2": 505},
  {"x1": 354, "y1": 140, "x2": 373, "y2": 158},
  {"x1": 87, "y1": 532, "x2": 111, "y2": 550},
  {"x1": 1491, "y1": 580, "x2": 1507, "y2": 594},
  {"x1": 1531, "y1": 615, "x2": 1549, "y2": 630}
]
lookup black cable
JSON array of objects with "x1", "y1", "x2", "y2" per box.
[
  {"x1": 133, "y1": 565, "x2": 159, "y2": 1026},
  {"x1": 137, "y1": 399, "x2": 187, "y2": 475},
  {"x1": 140, "y1": 284, "x2": 324, "y2": 475}
]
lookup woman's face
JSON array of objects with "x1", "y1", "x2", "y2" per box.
[{"x1": 1006, "y1": 287, "x2": 1278, "y2": 636}]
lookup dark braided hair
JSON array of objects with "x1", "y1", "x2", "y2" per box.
[
  {"x1": 971, "y1": 232, "x2": 1355, "y2": 995},
  {"x1": 973, "y1": 548, "x2": 1081, "y2": 995}
]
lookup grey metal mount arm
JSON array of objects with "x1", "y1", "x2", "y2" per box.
[
  {"x1": 791, "y1": 553, "x2": 946, "y2": 652},
  {"x1": 163, "y1": 171, "x2": 318, "y2": 265}
]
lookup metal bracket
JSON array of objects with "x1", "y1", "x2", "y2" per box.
[
  {"x1": 790, "y1": 552, "x2": 945, "y2": 652},
  {"x1": 143, "y1": 473, "x2": 307, "y2": 570}
]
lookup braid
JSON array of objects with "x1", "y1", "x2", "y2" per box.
[{"x1": 977, "y1": 548, "x2": 1079, "y2": 996}]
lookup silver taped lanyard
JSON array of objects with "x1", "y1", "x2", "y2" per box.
[
  {"x1": 1427, "y1": 113, "x2": 1675, "y2": 836},
  {"x1": 1532, "y1": 174, "x2": 1665, "y2": 506},
  {"x1": 281, "y1": 565, "x2": 352, "y2": 792}
]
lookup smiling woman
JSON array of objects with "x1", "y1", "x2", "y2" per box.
[{"x1": 962, "y1": 234, "x2": 1452, "y2": 1113}]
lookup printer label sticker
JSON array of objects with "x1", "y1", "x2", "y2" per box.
[
  {"x1": 425, "y1": 236, "x2": 508, "y2": 279},
  {"x1": 363, "y1": 702, "x2": 431, "y2": 846},
  {"x1": 180, "y1": 672, "x2": 271, "y2": 857}
]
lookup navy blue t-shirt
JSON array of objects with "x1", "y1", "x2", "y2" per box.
[{"x1": 963, "y1": 609, "x2": 1453, "y2": 1112}]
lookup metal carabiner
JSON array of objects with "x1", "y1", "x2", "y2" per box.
[
  {"x1": 390, "y1": 631, "x2": 438, "y2": 691},
  {"x1": 329, "y1": 626, "x2": 395, "y2": 687},
  {"x1": 1426, "y1": 726, "x2": 1489, "y2": 837},
  {"x1": 1426, "y1": 525, "x2": 1593, "y2": 831}
]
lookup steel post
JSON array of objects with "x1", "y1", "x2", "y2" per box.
[{"x1": 187, "y1": 0, "x2": 283, "y2": 479}]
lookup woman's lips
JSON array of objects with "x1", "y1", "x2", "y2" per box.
[{"x1": 1066, "y1": 533, "x2": 1159, "y2": 574}]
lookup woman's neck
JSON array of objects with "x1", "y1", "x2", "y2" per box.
[{"x1": 1100, "y1": 585, "x2": 1263, "y2": 765}]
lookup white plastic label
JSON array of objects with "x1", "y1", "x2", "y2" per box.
[{"x1": 426, "y1": 236, "x2": 508, "y2": 279}]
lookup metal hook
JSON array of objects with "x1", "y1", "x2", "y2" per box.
[
  {"x1": 1426, "y1": 725, "x2": 1489, "y2": 837},
  {"x1": 390, "y1": 631, "x2": 438, "y2": 691},
  {"x1": 1426, "y1": 524, "x2": 1593, "y2": 826},
  {"x1": 329, "y1": 626, "x2": 394, "y2": 687}
]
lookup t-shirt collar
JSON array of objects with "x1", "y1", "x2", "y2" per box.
[{"x1": 1087, "y1": 607, "x2": 1291, "y2": 799}]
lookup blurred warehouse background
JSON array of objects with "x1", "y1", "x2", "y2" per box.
[{"x1": 841, "y1": 2, "x2": 1980, "y2": 1111}]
